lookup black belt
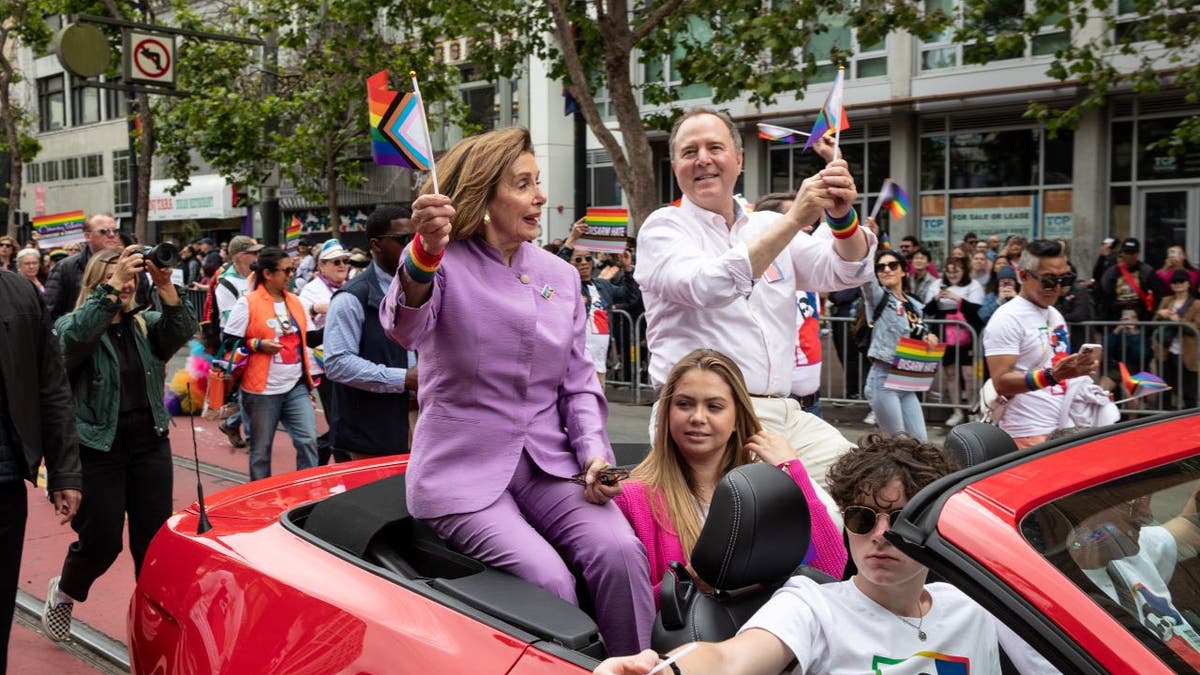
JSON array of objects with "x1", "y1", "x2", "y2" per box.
[{"x1": 790, "y1": 393, "x2": 819, "y2": 408}]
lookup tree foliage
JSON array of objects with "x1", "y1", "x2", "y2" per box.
[{"x1": 0, "y1": 0, "x2": 53, "y2": 236}]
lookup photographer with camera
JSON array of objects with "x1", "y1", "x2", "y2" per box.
[{"x1": 40, "y1": 245, "x2": 195, "y2": 642}]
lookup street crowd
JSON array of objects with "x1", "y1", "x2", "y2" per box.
[{"x1": 0, "y1": 107, "x2": 1197, "y2": 674}]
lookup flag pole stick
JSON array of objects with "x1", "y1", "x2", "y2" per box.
[
  {"x1": 869, "y1": 179, "x2": 890, "y2": 220},
  {"x1": 833, "y1": 66, "x2": 845, "y2": 162},
  {"x1": 409, "y1": 71, "x2": 439, "y2": 194}
]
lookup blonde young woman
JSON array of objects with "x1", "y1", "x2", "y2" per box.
[
  {"x1": 614, "y1": 349, "x2": 847, "y2": 603},
  {"x1": 41, "y1": 246, "x2": 195, "y2": 642}
]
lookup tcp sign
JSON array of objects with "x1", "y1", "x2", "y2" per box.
[{"x1": 124, "y1": 31, "x2": 176, "y2": 87}]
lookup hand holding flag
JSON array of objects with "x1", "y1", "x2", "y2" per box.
[
  {"x1": 368, "y1": 70, "x2": 439, "y2": 192},
  {"x1": 803, "y1": 67, "x2": 849, "y2": 157}
]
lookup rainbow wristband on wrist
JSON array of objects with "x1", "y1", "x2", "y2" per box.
[
  {"x1": 404, "y1": 232, "x2": 444, "y2": 285},
  {"x1": 824, "y1": 209, "x2": 859, "y2": 240},
  {"x1": 1025, "y1": 367, "x2": 1057, "y2": 391}
]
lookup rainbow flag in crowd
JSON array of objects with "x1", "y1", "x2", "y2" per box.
[
  {"x1": 285, "y1": 215, "x2": 302, "y2": 253},
  {"x1": 32, "y1": 210, "x2": 87, "y2": 249},
  {"x1": 879, "y1": 231, "x2": 892, "y2": 250},
  {"x1": 367, "y1": 70, "x2": 433, "y2": 171},
  {"x1": 803, "y1": 68, "x2": 850, "y2": 152},
  {"x1": 578, "y1": 208, "x2": 629, "y2": 253},
  {"x1": 874, "y1": 179, "x2": 911, "y2": 220},
  {"x1": 756, "y1": 122, "x2": 810, "y2": 143},
  {"x1": 1119, "y1": 362, "x2": 1171, "y2": 399},
  {"x1": 883, "y1": 336, "x2": 945, "y2": 392}
]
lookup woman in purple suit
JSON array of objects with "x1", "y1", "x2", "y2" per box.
[{"x1": 380, "y1": 128, "x2": 653, "y2": 655}]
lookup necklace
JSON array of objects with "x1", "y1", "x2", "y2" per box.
[{"x1": 893, "y1": 604, "x2": 927, "y2": 641}]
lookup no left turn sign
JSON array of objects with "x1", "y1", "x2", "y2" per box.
[{"x1": 124, "y1": 31, "x2": 176, "y2": 87}]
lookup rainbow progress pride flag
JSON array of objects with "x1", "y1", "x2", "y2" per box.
[
  {"x1": 578, "y1": 208, "x2": 629, "y2": 253},
  {"x1": 756, "y1": 122, "x2": 809, "y2": 143},
  {"x1": 883, "y1": 336, "x2": 945, "y2": 392},
  {"x1": 1119, "y1": 362, "x2": 1171, "y2": 399},
  {"x1": 803, "y1": 68, "x2": 850, "y2": 152},
  {"x1": 368, "y1": 70, "x2": 433, "y2": 171},
  {"x1": 875, "y1": 179, "x2": 911, "y2": 220},
  {"x1": 33, "y1": 210, "x2": 87, "y2": 249}
]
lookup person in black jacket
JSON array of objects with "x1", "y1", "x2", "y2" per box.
[
  {"x1": 42, "y1": 213, "x2": 123, "y2": 319},
  {"x1": 0, "y1": 271, "x2": 81, "y2": 671}
]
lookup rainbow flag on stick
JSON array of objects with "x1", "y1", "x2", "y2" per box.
[
  {"x1": 368, "y1": 70, "x2": 438, "y2": 192},
  {"x1": 803, "y1": 67, "x2": 850, "y2": 155},
  {"x1": 32, "y1": 210, "x2": 87, "y2": 249},
  {"x1": 870, "y1": 179, "x2": 910, "y2": 220},
  {"x1": 1116, "y1": 362, "x2": 1171, "y2": 403},
  {"x1": 577, "y1": 208, "x2": 629, "y2": 253},
  {"x1": 756, "y1": 122, "x2": 810, "y2": 143},
  {"x1": 285, "y1": 214, "x2": 302, "y2": 253}
]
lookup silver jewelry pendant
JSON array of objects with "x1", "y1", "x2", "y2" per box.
[{"x1": 918, "y1": 630, "x2": 927, "y2": 641}]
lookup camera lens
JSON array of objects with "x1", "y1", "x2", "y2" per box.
[{"x1": 140, "y1": 242, "x2": 180, "y2": 268}]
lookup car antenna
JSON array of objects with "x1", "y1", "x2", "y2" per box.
[{"x1": 187, "y1": 384, "x2": 214, "y2": 534}]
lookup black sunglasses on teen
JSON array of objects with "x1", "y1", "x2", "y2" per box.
[{"x1": 842, "y1": 505, "x2": 905, "y2": 535}]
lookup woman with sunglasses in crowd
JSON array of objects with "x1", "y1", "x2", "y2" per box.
[
  {"x1": 41, "y1": 246, "x2": 195, "y2": 642},
  {"x1": 863, "y1": 249, "x2": 940, "y2": 441},
  {"x1": 0, "y1": 235, "x2": 18, "y2": 272},
  {"x1": 299, "y1": 239, "x2": 352, "y2": 464},
  {"x1": 223, "y1": 246, "x2": 319, "y2": 480},
  {"x1": 615, "y1": 349, "x2": 846, "y2": 603}
]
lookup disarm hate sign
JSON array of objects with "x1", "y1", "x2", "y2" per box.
[{"x1": 124, "y1": 30, "x2": 176, "y2": 87}]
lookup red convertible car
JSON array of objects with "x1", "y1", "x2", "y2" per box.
[{"x1": 129, "y1": 412, "x2": 1200, "y2": 673}]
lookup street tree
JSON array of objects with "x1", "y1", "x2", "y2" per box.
[{"x1": 0, "y1": 0, "x2": 51, "y2": 238}]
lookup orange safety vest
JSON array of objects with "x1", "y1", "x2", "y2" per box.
[{"x1": 240, "y1": 284, "x2": 314, "y2": 394}]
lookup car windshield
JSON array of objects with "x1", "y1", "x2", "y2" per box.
[{"x1": 1023, "y1": 459, "x2": 1200, "y2": 673}]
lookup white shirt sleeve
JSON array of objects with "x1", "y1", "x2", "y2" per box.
[
  {"x1": 634, "y1": 214, "x2": 754, "y2": 309},
  {"x1": 739, "y1": 576, "x2": 828, "y2": 672},
  {"x1": 787, "y1": 223, "x2": 878, "y2": 291},
  {"x1": 223, "y1": 296, "x2": 250, "y2": 337},
  {"x1": 982, "y1": 306, "x2": 1024, "y2": 357}
]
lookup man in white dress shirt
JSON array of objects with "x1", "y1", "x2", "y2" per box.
[{"x1": 635, "y1": 108, "x2": 876, "y2": 523}]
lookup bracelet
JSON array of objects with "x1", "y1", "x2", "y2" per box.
[
  {"x1": 1024, "y1": 367, "x2": 1057, "y2": 391},
  {"x1": 251, "y1": 338, "x2": 262, "y2": 352},
  {"x1": 404, "y1": 232, "x2": 444, "y2": 284},
  {"x1": 656, "y1": 654, "x2": 683, "y2": 675},
  {"x1": 824, "y1": 209, "x2": 859, "y2": 240}
]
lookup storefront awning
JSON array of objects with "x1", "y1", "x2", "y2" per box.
[{"x1": 149, "y1": 175, "x2": 246, "y2": 221}]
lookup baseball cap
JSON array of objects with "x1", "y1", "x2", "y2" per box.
[
  {"x1": 198, "y1": 237, "x2": 215, "y2": 246},
  {"x1": 318, "y1": 239, "x2": 349, "y2": 261},
  {"x1": 1121, "y1": 237, "x2": 1140, "y2": 254},
  {"x1": 997, "y1": 266, "x2": 1018, "y2": 282},
  {"x1": 228, "y1": 235, "x2": 263, "y2": 255}
]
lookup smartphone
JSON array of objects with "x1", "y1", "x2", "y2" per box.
[{"x1": 1079, "y1": 343, "x2": 1102, "y2": 358}]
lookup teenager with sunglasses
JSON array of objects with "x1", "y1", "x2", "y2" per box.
[
  {"x1": 223, "y1": 247, "x2": 319, "y2": 480},
  {"x1": 982, "y1": 239, "x2": 1099, "y2": 449},
  {"x1": 594, "y1": 433, "x2": 1057, "y2": 675},
  {"x1": 863, "y1": 249, "x2": 940, "y2": 442}
]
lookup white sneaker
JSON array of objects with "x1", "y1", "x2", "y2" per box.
[
  {"x1": 41, "y1": 576, "x2": 73, "y2": 642},
  {"x1": 863, "y1": 411, "x2": 877, "y2": 425},
  {"x1": 945, "y1": 410, "x2": 965, "y2": 427}
]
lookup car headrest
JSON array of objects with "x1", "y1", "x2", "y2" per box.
[
  {"x1": 690, "y1": 463, "x2": 811, "y2": 590},
  {"x1": 944, "y1": 422, "x2": 1019, "y2": 469}
]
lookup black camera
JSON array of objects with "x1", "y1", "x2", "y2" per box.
[{"x1": 138, "y1": 242, "x2": 180, "y2": 268}]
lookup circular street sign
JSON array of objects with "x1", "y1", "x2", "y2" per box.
[
  {"x1": 133, "y1": 37, "x2": 171, "y2": 79},
  {"x1": 55, "y1": 23, "x2": 111, "y2": 78}
]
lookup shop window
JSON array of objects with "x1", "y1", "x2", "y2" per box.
[{"x1": 37, "y1": 75, "x2": 65, "y2": 132}]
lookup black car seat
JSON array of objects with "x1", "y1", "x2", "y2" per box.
[
  {"x1": 943, "y1": 422, "x2": 1019, "y2": 469},
  {"x1": 651, "y1": 463, "x2": 835, "y2": 652}
]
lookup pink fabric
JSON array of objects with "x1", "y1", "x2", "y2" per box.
[{"x1": 614, "y1": 463, "x2": 848, "y2": 605}]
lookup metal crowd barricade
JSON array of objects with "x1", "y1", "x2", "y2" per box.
[
  {"x1": 819, "y1": 315, "x2": 984, "y2": 417},
  {"x1": 1069, "y1": 319, "x2": 1200, "y2": 416},
  {"x1": 185, "y1": 288, "x2": 208, "y2": 316},
  {"x1": 606, "y1": 309, "x2": 638, "y2": 390}
]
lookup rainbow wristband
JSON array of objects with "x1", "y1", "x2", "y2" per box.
[
  {"x1": 824, "y1": 209, "x2": 859, "y2": 240},
  {"x1": 404, "y1": 232, "x2": 444, "y2": 284},
  {"x1": 1025, "y1": 367, "x2": 1057, "y2": 391}
]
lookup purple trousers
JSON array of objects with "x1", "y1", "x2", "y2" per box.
[{"x1": 427, "y1": 450, "x2": 654, "y2": 656}]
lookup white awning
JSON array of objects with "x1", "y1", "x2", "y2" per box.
[{"x1": 149, "y1": 174, "x2": 246, "y2": 221}]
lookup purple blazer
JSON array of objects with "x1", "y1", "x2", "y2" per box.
[{"x1": 380, "y1": 236, "x2": 613, "y2": 519}]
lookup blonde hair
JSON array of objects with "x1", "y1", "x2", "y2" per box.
[
  {"x1": 632, "y1": 349, "x2": 761, "y2": 555},
  {"x1": 76, "y1": 250, "x2": 145, "y2": 331},
  {"x1": 420, "y1": 127, "x2": 535, "y2": 241}
]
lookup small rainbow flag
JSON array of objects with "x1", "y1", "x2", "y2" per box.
[
  {"x1": 1119, "y1": 362, "x2": 1171, "y2": 399},
  {"x1": 367, "y1": 70, "x2": 433, "y2": 171},
  {"x1": 803, "y1": 68, "x2": 850, "y2": 152},
  {"x1": 756, "y1": 122, "x2": 810, "y2": 143},
  {"x1": 32, "y1": 210, "x2": 87, "y2": 249},
  {"x1": 872, "y1": 179, "x2": 911, "y2": 221},
  {"x1": 884, "y1": 336, "x2": 945, "y2": 392},
  {"x1": 577, "y1": 208, "x2": 629, "y2": 253},
  {"x1": 285, "y1": 214, "x2": 302, "y2": 253}
]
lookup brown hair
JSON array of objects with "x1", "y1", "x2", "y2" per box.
[
  {"x1": 826, "y1": 433, "x2": 956, "y2": 510},
  {"x1": 420, "y1": 127, "x2": 535, "y2": 241},
  {"x1": 668, "y1": 107, "x2": 743, "y2": 159},
  {"x1": 633, "y1": 349, "x2": 761, "y2": 555}
]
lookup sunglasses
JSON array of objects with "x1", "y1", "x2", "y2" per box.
[
  {"x1": 0, "y1": 243, "x2": 12, "y2": 248},
  {"x1": 842, "y1": 505, "x2": 905, "y2": 535},
  {"x1": 323, "y1": 259, "x2": 348, "y2": 266},
  {"x1": 90, "y1": 228, "x2": 118, "y2": 237},
  {"x1": 274, "y1": 267, "x2": 297, "y2": 276},
  {"x1": 1023, "y1": 269, "x2": 1076, "y2": 290},
  {"x1": 875, "y1": 260, "x2": 902, "y2": 273},
  {"x1": 569, "y1": 467, "x2": 630, "y2": 488},
  {"x1": 375, "y1": 233, "x2": 413, "y2": 246},
  {"x1": 572, "y1": 256, "x2": 593, "y2": 264}
]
